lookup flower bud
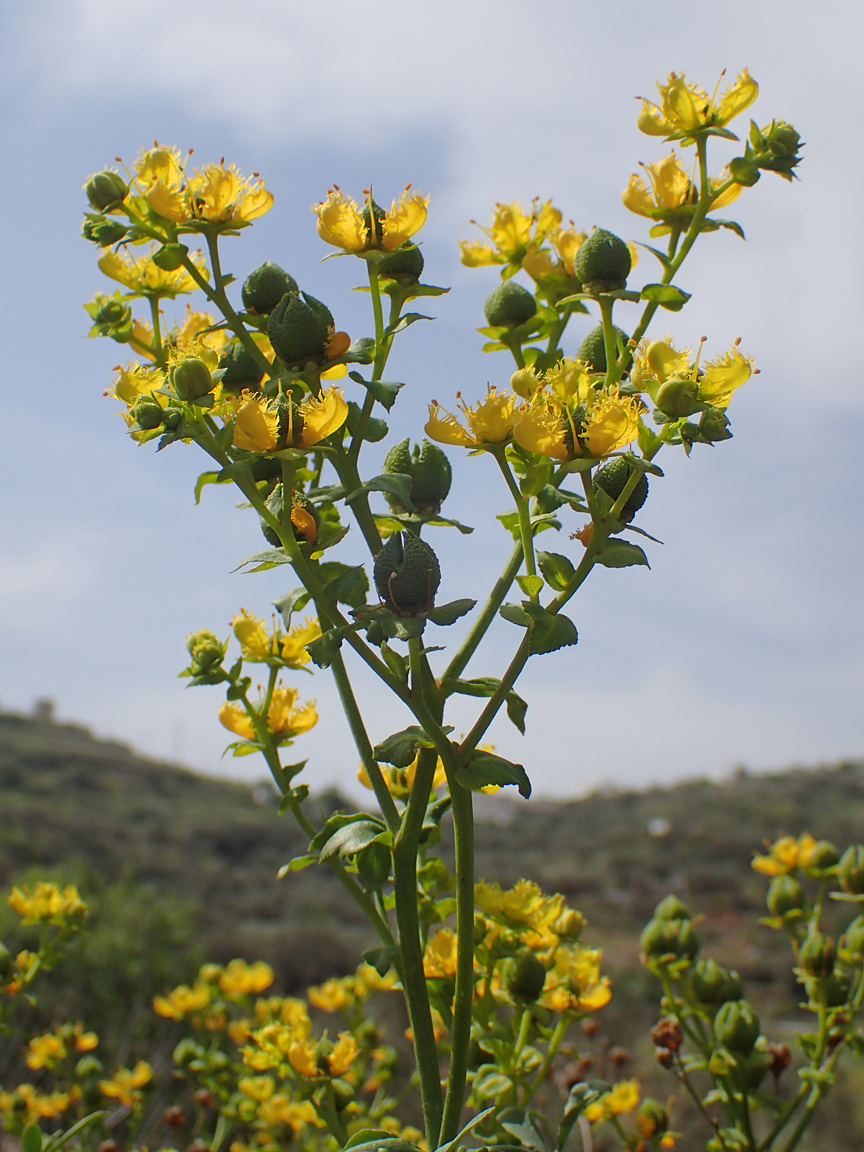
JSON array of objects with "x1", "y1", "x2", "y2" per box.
[
  {"x1": 511, "y1": 367, "x2": 538, "y2": 399},
  {"x1": 798, "y1": 931, "x2": 836, "y2": 978},
  {"x1": 640, "y1": 915, "x2": 698, "y2": 962},
  {"x1": 650, "y1": 1018, "x2": 683, "y2": 1052},
  {"x1": 130, "y1": 395, "x2": 164, "y2": 431},
  {"x1": 714, "y1": 999, "x2": 760, "y2": 1056},
  {"x1": 636, "y1": 1098, "x2": 669, "y2": 1139},
  {"x1": 373, "y1": 531, "x2": 441, "y2": 616},
  {"x1": 82, "y1": 217, "x2": 129, "y2": 247},
  {"x1": 594, "y1": 457, "x2": 648, "y2": 522},
  {"x1": 552, "y1": 908, "x2": 584, "y2": 940},
  {"x1": 689, "y1": 958, "x2": 743, "y2": 1007},
  {"x1": 728, "y1": 157, "x2": 761, "y2": 187},
  {"x1": 766, "y1": 874, "x2": 805, "y2": 917},
  {"x1": 575, "y1": 323, "x2": 629, "y2": 373},
  {"x1": 484, "y1": 281, "x2": 537, "y2": 328},
  {"x1": 172, "y1": 358, "x2": 214, "y2": 401},
  {"x1": 823, "y1": 972, "x2": 851, "y2": 1008},
  {"x1": 748, "y1": 120, "x2": 804, "y2": 180},
  {"x1": 94, "y1": 298, "x2": 132, "y2": 331},
  {"x1": 186, "y1": 630, "x2": 226, "y2": 677},
  {"x1": 85, "y1": 170, "x2": 128, "y2": 211},
  {"x1": 654, "y1": 895, "x2": 692, "y2": 921},
  {"x1": 730, "y1": 1052, "x2": 770, "y2": 1092},
  {"x1": 268, "y1": 291, "x2": 334, "y2": 366},
  {"x1": 377, "y1": 244, "x2": 425, "y2": 282},
  {"x1": 503, "y1": 949, "x2": 547, "y2": 1003},
  {"x1": 654, "y1": 374, "x2": 700, "y2": 418},
  {"x1": 242, "y1": 262, "x2": 299, "y2": 315},
  {"x1": 839, "y1": 846, "x2": 864, "y2": 895},
  {"x1": 697, "y1": 408, "x2": 732, "y2": 444},
  {"x1": 843, "y1": 916, "x2": 864, "y2": 958},
  {"x1": 260, "y1": 485, "x2": 319, "y2": 547},
  {"x1": 382, "y1": 438, "x2": 452, "y2": 514},
  {"x1": 218, "y1": 343, "x2": 266, "y2": 393},
  {"x1": 573, "y1": 229, "x2": 631, "y2": 294},
  {"x1": 809, "y1": 840, "x2": 840, "y2": 870}
]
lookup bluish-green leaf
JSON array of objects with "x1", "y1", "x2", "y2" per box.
[
  {"x1": 640, "y1": 283, "x2": 692, "y2": 311},
  {"x1": 427, "y1": 598, "x2": 477, "y2": 626},
  {"x1": 596, "y1": 539, "x2": 650, "y2": 568},
  {"x1": 347, "y1": 473, "x2": 414, "y2": 511},
  {"x1": 232, "y1": 549, "x2": 291, "y2": 573},
  {"x1": 374, "y1": 725, "x2": 441, "y2": 768},
  {"x1": 537, "y1": 551, "x2": 576, "y2": 592},
  {"x1": 456, "y1": 750, "x2": 531, "y2": 799}
]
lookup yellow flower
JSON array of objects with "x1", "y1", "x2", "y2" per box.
[
  {"x1": 99, "y1": 1062, "x2": 152, "y2": 1107},
  {"x1": 280, "y1": 617, "x2": 321, "y2": 667},
  {"x1": 97, "y1": 245, "x2": 206, "y2": 297},
  {"x1": 752, "y1": 833, "x2": 818, "y2": 876},
  {"x1": 288, "y1": 1037, "x2": 319, "y2": 1077},
  {"x1": 153, "y1": 982, "x2": 211, "y2": 1019},
  {"x1": 357, "y1": 751, "x2": 447, "y2": 799},
  {"x1": 581, "y1": 393, "x2": 641, "y2": 456},
  {"x1": 424, "y1": 929, "x2": 458, "y2": 978},
  {"x1": 219, "y1": 702, "x2": 256, "y2": 741},
  {"x1": 258, "y1": 1096, "x2": 320, "y2": 1131},
  {"x1": 638, "y1": 70, "x2": 758, "y2": 138},
  {"x1": 232, "y1": 609, "x2": 273, "y2": 660},
  {"x1": 73, "y1": 1024, "x2": 99, "y2": 1051},
  {"x1": 16, "y1": 1085, "x2": 79, "y2": 1121},
  {"x1": 267, "y1": 686, "x2": 318, "y2": 737},
  {"x1": 460, "y1": 200, "x2": 563, "y2": 271},
  {"x1": 631, "y1": 337, "x2": 752, "y2": 409},
  {"x1": 111, "y1": 363, "x2": 164, "y2": 406},
  {"x1": 584, "y1": 1079, "x2": 640, "y2": 1123},
  {"x1": 220, "y1": 959, "x2": 275, "y2": 997},
  {"x1": 425, "y1": 387, "x2": 517, "y2": 449},
  {"x1": 623, "y1": 152, "x2": 742, "y2": 236},
  {"x1": 307, "y1": 977, "x2": 352, "y2": 1013},
  {"x1": 232, "y1": 392, "x2": 279, "y2": 452},
  {"x1": 238, "y1": 1075, "x2": 275, "y2": 1102},
  {"x1": 313, "y1": 186, "x2": 427, "y2": 252},
  {"x1": 295, "y1": 388, "x2": 349, "y2": 447},
  {"x1": 539, "y1": 943, "x2": 611, "y2": 1013},
  {"x1": 187, "y1": 163, "x2": 274, "y2": 224},
  {"x1": 328, "y1": 1032, "x2": 360, "y2": 1077},
  {"x1": 7, "y1": 883, "x2": 87, "y2": 925},
  {"x1": 26, "y1": 1034, "x2": 66, "y2": 1069}
]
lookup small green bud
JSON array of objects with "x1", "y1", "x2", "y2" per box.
[
  {"x1": 594, "y1": 457, "x2": 648, "y2": 522},
  {"x1": 798, "y1": 931, "x2": 836, "y2": 978},
  {"x1": 839, "y1": 846, "x2": 864, "y2": 895},
  {"x1": 74, "y1": 1055, "x2": 103, "y2": 1079},
  {"x1": 635, "y1": 1099, "x2": 668, "y2": 1138},
  {"x1": 268, "y1": 291, "x2": 334, "y2": 366},
  {"x1": 81, "y1": 216, "x2": 129, "y2": 246},
  {"x1": 573, "y1": 228, "x2": 631, "y2": 293},
  {"x1": 377, "y1": 244, "x2": 425, "y2": 282},
  {"x1": 552, "y1": 908, "x2": 584, "y2": 940},
  {"x1": 172, "y1": 358, "x2": 214, "y2": 401},
  {"x1": 767, "y1": 874, "x2": 805, "y2": 917},
  {"x1": 575, "y1": 323, "x2": 629, "y2": 373},
  {"x1": 728, "y1": 157, "x2": 761, "y2": 187},
  {"x1": 808, "y1": 840, "x2": 840, "y2": 870},
  {"x1": 749, "y1": 120, "x2": 804, "y2": 180},
  {"x1": 186, "y1": 630, "x2": 226, "y2": 680},
  {"x1": 162, "y1": 408, "x2": 183, "y2": 431},
  {"x1": 260, "y1": 485, "x2": 319, "y2": 547},
  {"x1": 729, "y1": 1052, "x2": 770, "y2": 1093},
  {"x1": 130, "y1": 395, "x2": 164, "y2": 430},
  {"x1": 152, "y1": 243, "x2": 187, "y2": 271},
  {"x1": 689, "y1": 958, "x2": 742, "y2": 1007},
  {"x1": 654, "y1": 895, "x2": 692, "y2": 921},
  {"x1": 242, "y1": 262, "x2": 299, "y2": 314},
  {"x1": 714, "y1": 999, "x2": 760, "y2": 1056},
  {"x1": 85, "y1": 170, "x2": 128, "y2": 211},
  {"x1": 640, "y1": 915, "x2": 698, "y2": 962},
  {"x1": 382, "y1": 438, "x2": 452, "y2": 514},
  {"x1": 484, "y1": 281, "x2": 537, "y2": 328},
  {"x1": 503, "y1": 949, "x2": 547, "y2": 1003},
  {"x1": 843, "y1": 916, "x2": 864, "y2": 957},
  {"x1": 373, "y1": 531, "x2": 441, "y2": 616},
  {"x1": 698, "y1": 407, "x2": 732, "y2": 443},
  {"x1": 823, "y1": 972, "x2": 851, "y2": 1008},
  {"x1": 655, "y1": 374, "x2": 700, "y2": 418},
  {"x1": 94, "y1": 299, "x2": 131, "y2": 328},
  {"x1": 218, "y1": 342, "x2": 266, "y2": 393}
]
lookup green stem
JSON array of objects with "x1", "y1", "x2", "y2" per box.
[
  {"x1": 443, "y1": 540, "x2": 524, "y2": 682},
  {"x1": 598, "y1": 296, "x2": 618, "y2": 391},
  {"x1": 495, "y1": 453, "x2": 536, "y2": 586},
  {"x1": 148, "y1": 297, "x2": 167, "y2": 368},
  {"x1": 439, "y1": 769, "x2": 475, "y2": 1146},
  {"x1": 523, "y1": 1013, "x2": 569, "y2": 1105}
]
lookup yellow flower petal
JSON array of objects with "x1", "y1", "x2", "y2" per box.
[
  {"x1": 459, "y1": 240, "x2": 500, "y2": 267},
  {"x1": 698, "y1": 346, "x2": 751, "y2": 407},
  {"x1": 313, "y1": 190, "x2": 366, "y2": 252},
  {"x1": 219, "y1": 702, "x2": 256, "y2": 741},
  {"x1": 232, "y1": 394, "x2": 279, "y2": 452}
]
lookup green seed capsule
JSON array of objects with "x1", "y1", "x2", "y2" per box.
[
  {"x1": 373, "y1": 531, "x2": 441, "y2": 616},
  {"x1": 714, "y1": 999, "x2": 760, "y2": 1056},
  {"x1": 242, "y1": 262, "x2": 299, "y2": 314},
  {"x1": 594, "y1": 457, "x2": 648, "y2": 522},
  {"x1": 382, "y1": 438, "x2": 452, "y2": 513},
  {"x1": 575, "y1": 323, "x2": 629, "y2": 373},
  {"x1": 573, "y1": 229, "x2": 631, "y2": 293},
  {"x1": 172, "y1": 358, "x2": 214, "y2": 401},
  {"x1": 484, "y1": 281, "x2": 537, "y2": 328},
  {"x1": 85, "y1": 171, "x2": 128, "y2": 211},
  {"x1": 268, "y1": 292, "x2": 334, "y2": 366}
]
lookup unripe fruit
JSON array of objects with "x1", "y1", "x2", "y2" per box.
[
  {"x1": 654, "y1": 895, "x2": 692, "y2": 921},
  {"x1": 218, "y1": 343, "x2": 266, "y2": 392},
  {"x1": 82, "y1": 217, "x2": 128, "y2": 247},
  {"x1": 689, "y1": 958, "x2": 742, "y2": 1007},
  {"x1": 130, "y1": 396, "x2": 163, "y2": 430},
  {"x1": 260, "y1": 485, "x2": 319, "y2": 547},
  {"x1": 640, "y1": 915, "x2": 698, "y2": 961},
  {"x1": 503, "y1": 949, "x2": 547, "y2": 1003},
  {"x1": 373, "y1": 531, "x2": 441, "y2": 616},
  {"x1": 172, "y1": 358, "x2": 214, "y2": 401},
  {"x1": 186, "y1": 631, "x2": 225, "y2": 676},
  {"x1": 85, "y1": 171, "x2": 128, "y2": 211},
  {"x1": 714, "y1": 999, "x2": 760, "y2": 1056},
  {"x1": 576, "y1": 323, "x2": 629, "y2": 373},
  {"x1": 654, "y1": 374, "x2": 700, "y2": 418},
  {"x1": 573, "y1": 229, "x2": 631, "y2": 293},
  {"x1": 843, "y1": 916, "x2": 864, "y2": 957},
  {"x1": 798, "y1": 931, "x2": 836, "y2": 978},
  {"x1": 484, "y1": 281, "x2": 537, "y2": 328},
  {"x1": 767, "y1": 874, "x2": 804, "y2": 917},
  {"x1": 382, "y1": 438, "x2": 452, "y2": 513},
  {"x1": 839, "y1": 846, "x2": 864, "y2": 895},
  {"x1": 268, "y1": 291, "x2": 334, "y2": 366},
  {"x1": 377, "y1": 245, "x2": 425, "y2": 281},
  {"x1": 242, "y1": 263, "x2": 299, "y2": 314},
  {"x1": 594, "y1": 457, "x2": 648, "y2": 522},
  {"x1": 808, "y1": 840, "x2": 840, "y2": 869}
]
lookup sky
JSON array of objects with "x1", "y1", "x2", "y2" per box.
[{"x1": 0, "y1": 0, "x2": 861, "y2": 803}]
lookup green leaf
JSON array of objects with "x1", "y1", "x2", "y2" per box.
[
  {"x1": 715, "y1": 218, "x2": 746, "y2": 240},
  {"x1": 384, "y1": 311, "x2": 433, "y2": 338},
  {"x1": 521, "y1": 601, "x2": 578, "y2": 655},
  {"x1": 343, "y1": 1130, "x2": 397, "y2": 1151},
  {"x1": 537, "y1": 551, "x2": 576, "y2": 592},
  {"x1": 305, "y1": 627, "x2": 348, "y2": 669},
  {"x1": 374, "y1": 726, "x2": 439, "y2": 768},
  {"x1": 379, "y1": 641, "x2": 407, "y2": 681},
  {"x1": 347, "y1": 473, "x2": 414, "y2": 511},
  {"x1": 499, "y1": 602, "x2": 532, "y2": 627},
  {"x1": 427, "y1": 598, "x2": 477, "y2": 626},
  {"x1": 232, "y1": 549, "x2": 291, "y2": 573},
  {"x1": 499, "y1": 1108, "x2": 549, "y2": 1152},
  {"x1": 273, "y1": 587, "x2": 311, "y2": 627},
  {"x1": 516, "y1": 575, "x2": 544, "y2": 598},
  {"x1": 361, "y1": 947, "x2": 399, "y2": 978},
  {"x1": 194, "y1": 470, "x2": 227, "y2": 504},
  {"x1": 456, "y1": 749, "x2": 531, "y2": 799},
  {"x1": 472, "y1": 1064, "x2": 516, "y2": 1099},
  {"x1": 640, "y1": 283, "x2": 692, "y2": 311},
  {"x1": 22, "y1": 1123, "x2": 43, "y2": 1152},
  {"x1": 277, "y1": 854, "x2": 317, "y2": 877},
  {"x1": 518, "y1": 455, "x2": 553, "y2": 498},
  {"x1": 595, "y1": 539, "x2": 650, "y2": 569},
  {"x1": 318, "y1": 818, "x2": 390, "y2": 859},
  {"x1": 356, "y1": 841, "x2": 392, "y2": 889},
  {"x1": 319, "y1": 562, "x2": 370, "y2": 610},
  {"x1": 348, "y1": 372, "x2": 404, "y2": 411},
  {"x1": 42, "y1": 1113, "x2": 107, "y2": 1152},
  {"x1": 435, "y1": 1108, "x2": 496, "y2": 1152},
  {"x1": 505, "y1": 690, "x2": 528, "y2": 735}
]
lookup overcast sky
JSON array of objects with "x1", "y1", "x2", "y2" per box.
[{"x1": 0, "y1": 0, "x2": 861, "y2": 802}]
